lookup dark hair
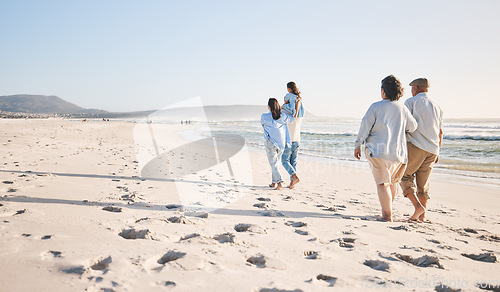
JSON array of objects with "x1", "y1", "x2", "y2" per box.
[
  {"x1": 268, "y1": 98, "x2": 281, "y2": 120},
  {"x1": 287, "y1": 81, "x2": 301, "y2": 98},
  {"x1": 381, "y1": 75, "x2": 404, "y2": 101}
]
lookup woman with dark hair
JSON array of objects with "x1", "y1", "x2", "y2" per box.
[
  {"x1": 281, "y1": 81, "x2": 305, "y2": 189},
  {"x1": 354, "y1": 75, "x2": 418, "y2": 222},
  {"x1": 261, "y1": 98, "x2": 294, "y2": 190}
]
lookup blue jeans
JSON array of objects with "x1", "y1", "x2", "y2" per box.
[
  {"x1": 265, "y1": 139, "x2": 284, "y2": 184},
  {"x1": 282, "y1": 141, "x2": 300, "y2": 179}
]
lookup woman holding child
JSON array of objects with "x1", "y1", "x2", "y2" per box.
[
  {"x1": 281, "y1": 81, "x2": 304, "y2": 189},
  {"x1": 354, "y1": 75, "x2": 417, "y2": 222}
]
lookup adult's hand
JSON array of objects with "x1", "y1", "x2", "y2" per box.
[{"x1": 354, "y1": 148, "x2": 362, "y2": 160}]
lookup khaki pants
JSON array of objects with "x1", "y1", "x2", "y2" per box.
[{"x1": 401, "y1": 142, "x2": 437, "y2": 199}]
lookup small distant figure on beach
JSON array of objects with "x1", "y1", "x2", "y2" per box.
[
  {"x1": 261, "y1": 98, "x2": 294, "y2": 190},
  {"x1": 355, "y1": 75, "x2": 417, "y2": 222},
  {"x1": 82, "y1": 119, "x2": 87, "y2": 122},
  {"x1": 281, "y1": 81, "x2": 305, "y2": 189},
  {"x1": 401, "y1": 78, "x2": 443, "y2": 222}
]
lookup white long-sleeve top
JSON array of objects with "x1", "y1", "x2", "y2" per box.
[
  {"x1": 355, "y1": 99, "x2": 418, "y2": 163},
  {"x1": 404, "y1": 92, "x2": 443, "y2": 155}
]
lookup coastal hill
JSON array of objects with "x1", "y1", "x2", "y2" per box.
[
  {"x1": 0, "y1": 94, "x2": 318, "y2": 121},
  {"x1": 0, "y1": 95, "x2": 107, "y2": 114}
]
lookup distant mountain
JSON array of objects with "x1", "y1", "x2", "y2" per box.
[
  {"x1": 0, "y1": 95, "x2": 108, "y2": 114},
  {"x1": 0, "y1": 94, "x2": 319, "y2": 120}
]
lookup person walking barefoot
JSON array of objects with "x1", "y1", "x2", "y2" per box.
[
  {"x1": 261, "y1": 98, "x2": 294, "y2": 190},
  {"x1": 281, "y1": 81, "x2": 305, "y2": 189},
  {"x1": 401, "y1": 78, "x2": 443, "y2": 222},
  {"x1": 355, "y1": 75, "x2": 417, "y2": 222}
]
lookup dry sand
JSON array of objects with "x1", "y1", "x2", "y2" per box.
[{"x1": 1, "y1": 119, "x2": 499, "y2": 292}]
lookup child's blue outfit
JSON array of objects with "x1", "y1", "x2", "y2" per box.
[{"x1": 282, "y1": 93, "x2": 305, "y2": 118}]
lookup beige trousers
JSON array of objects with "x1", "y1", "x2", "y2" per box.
[{"x1": 401, "y1": 142, "x2": 438, "y2": 199}]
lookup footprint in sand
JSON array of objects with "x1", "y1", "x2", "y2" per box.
[
  {"x1": 91, "y1": 256, "x2": 112, "y2": 271},
  {"x1": 389, "y1": 225, "x2": 412, "y2": 232},
  {"x1": 165, "y1": 204, "x2": 182, "y2": 210},
  {"x1": 285, "y1": 221, "x2": 307, "y2": 228},
  {"x1": 234, "y1": 223, "x2": 267, "y2": 234},
  {"x1": 337, "y1": 237, "x2": 356, "y2": 248},
  {"x1": 253, "y1": 203, "x2": 269, "y2": 209},
  {"x1": 49, "y1": 251, "x2": 62, "y2": 258},
  {"x1": 295, "y1": 229, "x2": 309, "y2": 236},
  {"x1": 14, "y1": 209, "x2": 26, "y2": 216},
  {"x1": 60, "y1": 265, "x2": 86, "y2": 275},
  {"x1": 363, "y1": 260, "x2": 389, "y2": 272},
  {"x1": 303, "y1": 251, "x2": 321, "y2": 260},
  {"x1": 366, "y1": 277, "x2": 404, "y2": 288},
  {"x1": 247, "y1": 255, "x2": 266, "y2": 268},
  {"x1": 157, "y1": 281, "x2": 176, "y2": 288},
  {"x1": 102, "y1": 206, "x2": 122, "y2": 213},
  {"x1": 247, "y1": 254, "x2": 288, "y2": 270},
  {"x1": 158, "y1": 251, "x2": 186, "y2": 264},
  {"x1": 461, "y1": 252, "x2": 497, "y2": 263},
  {"x1": 257, "y1": 197, "x2": 271, "y2": 202},
  {"x1": 316, "y1": 274, "x2": 337, "y2": 287},
  {"x1": 41, "y1": 235, "x2": 53, "y2": 240},
  {"x1": 395, "y1": 254, "x2": 443, "y2": 269},
  {"x1": 435, "y1": 283, "x2": 461, "y2": 292},
  {"x1": 213, "y1": 233, "x2": 238, "y2": 244},
  {"x1": 41, "y1": 250, "x2": 63, "y2": 260},
  {"x1": 259, "y1": 210, "x2": 285, "y2": 217},
  {"x1": 168, "y1": 216, "x2": 197, "y2": 224},
  {"x1": 119, "y1": 229, "x2": 154, "y2": 240}
]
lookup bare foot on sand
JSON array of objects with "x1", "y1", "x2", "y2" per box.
[
  {"x1": 269, "y1": 183, "x2": 276, "y2": 188},
  {"x1": 289, "y1": 175, "x2": 300, "y2": 189},
  {"x1": 419, "y1": 213, "x2": 431, "y2": 223},
  {"x1": 275, "y1": 182, "x2": 283, "y2": 190},
  {"x1": 410, "y1": 206, "x2": 426, "y2": 222}
]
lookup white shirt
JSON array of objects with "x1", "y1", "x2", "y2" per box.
[
  {"x1": 355, "y1": 99, "x2": 418, "y2": 163},
  {"x1": 288, "y1": 117, "x2": 303, "y2": 142},
  {"x1": 404, "y1": 92, "x2": 444, "y2": 155}
]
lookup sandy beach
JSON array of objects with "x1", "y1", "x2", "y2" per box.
[{"x1": 1, "y1": 119, "x2": 499, "y2": 292}]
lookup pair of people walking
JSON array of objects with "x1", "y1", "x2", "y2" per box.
[
  {"x1": 355, "y1": 75, "x2": 443, "y2": 222},
  {"x1": 261, "y1": 82, "x2": 304, "y2": 190}
]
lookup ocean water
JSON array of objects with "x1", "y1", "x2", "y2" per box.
[{"x1": 206, "y1": 118, "x2": 500, "y2": 180}]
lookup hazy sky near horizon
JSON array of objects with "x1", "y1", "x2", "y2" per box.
[{"x1": 1, "y1": 0, "x2": 499, "y2": 118}]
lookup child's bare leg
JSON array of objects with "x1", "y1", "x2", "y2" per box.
[
  {"x1": 407, "y1": 193, "x2": 425, "y2": 221},
  {"x1": 376, "y1": 184, "x2": 393, "y2": 222}
]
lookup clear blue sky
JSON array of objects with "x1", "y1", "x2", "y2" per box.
[{"x1": 1, "y1": 0, "x2": 499, "y2": 118}]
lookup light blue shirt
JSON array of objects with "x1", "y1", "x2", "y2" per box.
[
  {"x1": 261, "y1": 112, "x2": 294, "y2": 150},
  {"x1": 282, "y1": 93, "x2": 304, "y2": 118},
  {"x1": 355, "y1": 99, "x2": 418, "y2": 163},
  {"x1": 404, "y1": 92, "x2": 443, "y2": 155}
]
